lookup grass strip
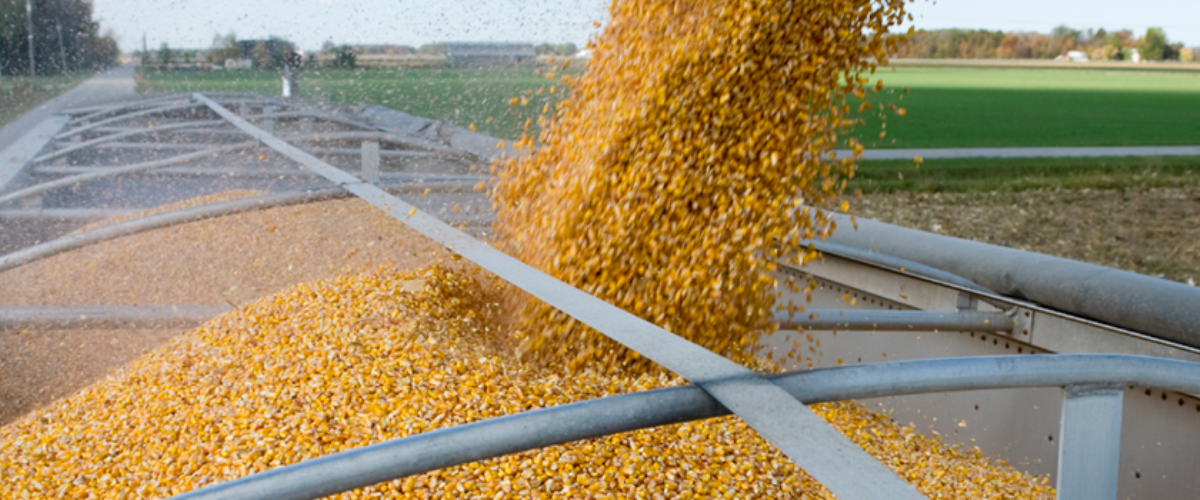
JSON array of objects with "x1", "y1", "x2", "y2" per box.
[
  {"x1": 851, "y1": 155, "x2": 1200, "y2": 193},
  {"x1": 0, "y1": 72, "x2": 96, "y2": 129}
]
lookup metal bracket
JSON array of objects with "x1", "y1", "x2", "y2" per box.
[
  {"x1": 1057, "y1": 384, "x2": 1124, "y2": 500},
  {"x1": 956, "y1": 292, "x2": 978, "y2": 311}
]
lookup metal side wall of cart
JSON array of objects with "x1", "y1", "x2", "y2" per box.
[{"x1": 762, "y1": 235, "x2": 1200, "y2": 498}]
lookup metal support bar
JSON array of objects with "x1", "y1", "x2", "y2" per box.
[
  {"x1": 30, "y1": 166, "x2": 312, "y2": 178},
  {"x1": 241, "y1": 109, "x2": 389, "y2": 135},
  {"x1": 802, "y1": 239, "x2": 992, "y2": 294},
  {"x1": 0, "y1": 305, "x2": 229, "y2": 330},
  {"x1": 169, "y1": 354, "x2": 1200, "y2": 500},
  {"x1": 28, "y1": 165, "x2": 485, "y2": 184},
  {"x1": 59, "y1": 141, "x2": 220, "y2": 151},
  {"x1": 265, "y1": 107, "x2": 381, "y2": 133},
  {"x1": 308, "y1": 147, "x2": 435, "y2": 158},
  {"x1": 1057, "y1": 385, "x2": 1124, "y2": 500},
  {"x1": 0, "y1": 143, "x2": 256, "y2": 206},
  {"x1": 261, "y1": 106, "x2": 277, "y2": 133},
  {"x1": 84, "y1": 127, "x2": 250, "y2": 137},
  {"x1": 61, "y1": 95, "x2": 282, "y2": 120},
  {"x1": 246, "y1": 111, "x2": 355, "y2": 122},
  {"x1": 34, "y1": 121, "x2": 227, "y2": 164},
  {"x1": 194, "y1": 92, "x2": 927, "y2": 500},
  {"x1": 776, "y1": 309, "x2": 1014, "y2": 332},
  {"x1": 0, "y1": 208, "x2": 139, "y2": 221},
  {"x1": 0, "y1": 116, "x2": 70, "y2": 193},
  {"x1": 0, "y1": 184, "x2": 488, "y2": 273},
  {"x1": 57, "y1": 102, "x2": 204, "y2": 139},
  {"x1": 361, "y1": 141, "x2": 380, "y2": 183},
  {"x1": 824, "y1": 212, "x2": 1200, "y2": 349},
  {"x1": 65, "y1": 96, "x2": 189, "y2": 122},
  {"x1": 278, "y1": 131, "x2": 464, "y2": 157}
]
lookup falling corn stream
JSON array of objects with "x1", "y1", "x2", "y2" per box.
[{"x1": 0, "y1": 0, "x2": 1057, "y2": 498}]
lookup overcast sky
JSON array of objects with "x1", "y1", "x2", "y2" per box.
[{"x1": 92, "y1": 0, "x2": 1198, "y2": 52}]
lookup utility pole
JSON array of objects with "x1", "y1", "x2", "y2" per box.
[
  {"x1": 26, "y1": 0, "x2": 35, "y2": 77},
  {"x1": 56, "y1": 20, "x2": 67, "y2": 72}
]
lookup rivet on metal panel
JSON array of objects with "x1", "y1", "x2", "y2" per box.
[{"x1": 1012, "y1": 307, "x2": 1034, "y2": 340}]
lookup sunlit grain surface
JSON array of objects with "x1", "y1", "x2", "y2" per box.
[{"x1": 0, "y1": 266, "x2": 1054, "y2": 499}]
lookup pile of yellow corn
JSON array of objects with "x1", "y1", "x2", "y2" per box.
[
  {"x1": 0, "y1": 265, "x2": 1054, "y2": 498},
  {"x1": 493, "y1": 0, "x2": 911, "y2": 371},
  {"x1": 0, "y1": 0, "x2": 1062, "y2": 497}
]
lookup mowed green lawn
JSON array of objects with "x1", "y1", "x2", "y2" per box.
[
  {"x1": 140, "y1": 65, "x2": 1200, "y2": 192},
  {"x1": 142, "y1": 66, "x2": 1200, "y2": 148},
  {"x1": 138, "y1": 68, "x2": 571, "y2": 140},
  {"x1": 850, "y1": 155, "x2": 1200, "y2": 192},
  {"x1": 849, "y1": 67, "x2": 1200, "y2": 149}
]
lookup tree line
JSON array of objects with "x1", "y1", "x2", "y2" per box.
[
  {"x1": 894, "y1": 26, "x2": 1196, "y2": 62},
  {"x1": 146, "y1": 37, "x2": 586, "y2": 72},
  {"x1": 0, "y1": 0, "x2": 118, "y2": 76}
]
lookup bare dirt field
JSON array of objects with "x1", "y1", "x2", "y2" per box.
[{"x1": 852, "y1": 186, "x2": 1200, "y2": 285}]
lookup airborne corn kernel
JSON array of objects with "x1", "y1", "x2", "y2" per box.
[
  {"x1": 494, "y1": 0, "x2": 910, "y2": 371},
  {"x1": 0, "y1": 0, "x2": 1061, "y2": 497}
]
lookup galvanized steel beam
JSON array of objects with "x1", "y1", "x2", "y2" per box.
[
  {"x1": 278, "y1": 131, "x2": 466, "y2": 157},
  {"x1": 776, "y1": 309, "x2": 1014, "y2": 332},
  {"x1": 360, "y1": 141, "x2": 380, "y2": 183},
  {"x1": 0, "y1": 183, "x2": 488, "y2": 273},
  {"x1": 802, "y1": 239, "x2": 991, "y2": 294},
  {"x1": 85, "y1": 128, "x2": 249, "y2": 137},
  {"x1": 64, "y1": 95, "x2": 189, "y2": 122},
  {"x1": 826, "y1": 213, "x2": 1200, "y2": 349},
  {"x1": 57, "y1": 102, "x2": 204, "y2": 139},
  {"x1": 307, "y1": 147, "x2": 435, "y2": 158},
  {"x1": 195, "y1": 92, "x2": 928, "y2": 500},
  {"x1": 28, "y1": 165, "x2": 486, "y2": 184},
  {"x1": 0, "y1": 208, "x2": 139, "y2": 221},
  {"x1": 71, "y1": 141, "x2": 228, "y2": 151},
  {"x1": 1056, "y1": 385, "x2": 1124, "y2": 500},
  {"x1": 0, "y1": 305, "x2": 229, "y2": 330},
  {"x1": 0, "y1": 143, "x2": 256, "y2": 205},
  {"x1": 34, "y1": 120, "x2": 228, "y2": 164}
]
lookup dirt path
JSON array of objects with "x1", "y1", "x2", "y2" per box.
[{"x1": 851, "y1": 187, "x2": 1200, "y2": 285}]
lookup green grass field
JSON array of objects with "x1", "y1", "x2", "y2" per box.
[
  {"x1": 138, "y1": 68, "x2": 572, "y2": 140},
  {"x1": 850, "y1": 155, "x2": 1200, "y2": 193},
  {"x1": 138, "y1": 65, "x2": 1200, "y2": 192},
  {"x1": 849, "y1": 67, "x2": 1200, "y2": 149},
  {"x1": 140, "y1": 66, "x2": 1200, "y2": 149},
  {"x1": 0, "y1": 71, "x2": 95, "y2": 129}
]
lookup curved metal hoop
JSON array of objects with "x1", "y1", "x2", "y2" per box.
[
  {"x1": 170, "y1": 354, "x2": 1200, "y2": 500},
  {"x1": 0, "y1": 181, "x2": 488, "y2": 274}
]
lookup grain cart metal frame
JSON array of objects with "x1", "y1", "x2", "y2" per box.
[{"x1": 3, "y1": 92, "x2": 1199, "y2": 499}]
